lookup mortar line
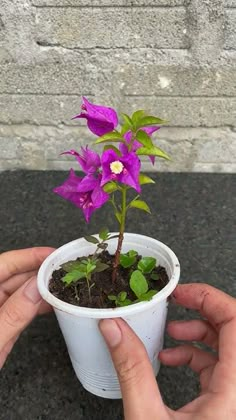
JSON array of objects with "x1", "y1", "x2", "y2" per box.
[
  {"x1": 0, "y1": 94, "x2": 236, "y2": 99},
  {"x1": 32, "y1": 5, "x2": 186, "y2": 10},
  {"x1": 0, "y1": 123, "x2": 235, "y2": 130},
  {"x1": 34, "y1": 44, "x2": 189, "y2": 51}
]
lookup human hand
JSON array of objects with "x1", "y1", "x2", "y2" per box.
[
  {"x1": 0, "y1": 247, "x2": 54, "y2": 368},
  {"x1": 100, "y1": 284, "x2": 236, "y2": 419}
]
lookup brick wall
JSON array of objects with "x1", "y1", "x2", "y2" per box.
[{"x1": 0, "y1": 0, "x2": 236, "y2": 172}]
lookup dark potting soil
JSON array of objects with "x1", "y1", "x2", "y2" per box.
[{"x1": 49, "y1": 251, "x2": 169, "y2": 309}]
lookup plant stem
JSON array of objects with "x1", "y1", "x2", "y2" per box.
[
  {"x1": 112, "y1": 186, "x2": 127, "y2": 283},
  {"x1": 86, "y1": 275, "x2": 92, "y2": 302},
  {"x1": 128, "y1": 131, "x2": 137, "y2": 152},
  {"x1": 74, "y1": 285, "x2": 80, "y2": 301}
]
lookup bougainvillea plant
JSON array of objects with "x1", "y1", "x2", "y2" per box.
[{"x1": 53, "y1": 97, "x2": 170, "y2": 306}]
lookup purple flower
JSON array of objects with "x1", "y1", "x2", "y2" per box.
[
  {"x1": 101, "y1": 149, "x2": 141, "y2": 193},
  {"x1": 73, "y1": 97, "x2": 118, "y2": 137},
  {"x1": 53, "y1": 169, "x2": 109, "y2": 222},
  {"x1": 62, "y1": 147, "x2": 101, "y2": 174},
  {"x1": 120, "y1": 126, "x2": 160, "y2": 165}
]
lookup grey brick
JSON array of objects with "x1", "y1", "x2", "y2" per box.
[
  {"x1": 225, "y1": 1, "x2": 236, "y2": 7},
  {"x1": 195, "y1": 136, "x2": 236, "y2": 163},
  {"x1": 123, "y1": 96, "x2": 236, "y2": 128},
  {"x1": 36, "y1": 7, "x2": 188, "y2": 49},
  {"x1": 0, "y1": 137, "x2": 19, "y2": 159},
  {"x1": 187, "y1": 0, "x2": 224, "y2": 63},
  {"x1": 121, "y1": 66, "x2": 236, "y2": 97},
  {"x1": 225, "y1": 10, "x2": 236, "y2": 50},
  {"x1": 192, "y1": 163, "x2": 236, "y2": 172},
  {"x1": 0, "y1": 95, "x2": 84, "y2": 125},
  {"x1": 0, "y1": 64, "x2": 110, "y2": 95},
  {"x1": 1, "y1": 94, "x2": 236, "y2": 128},
  {"x1": 2, "y1": 64, "x2": 236, "y2": 97},
  {"x1": 0, "y1": 125, "x2": 235, "y2": 173},
  {"x1": 0, "y1": 0, "x2": 37, "y2": 64},
  {"x1": 44, "y1": 126, "x2": 94, "y2": 158}
]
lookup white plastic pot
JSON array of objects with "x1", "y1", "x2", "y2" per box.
[{"x1": 37, "y1": 233, "x2": 180, "y2": 399}]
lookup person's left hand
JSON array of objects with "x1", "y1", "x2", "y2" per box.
[{"x1": 0, "y1": 247, "x2": 54, "y2": 368}]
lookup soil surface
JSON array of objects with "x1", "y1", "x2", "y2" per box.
[{"x1": 49, "y1": 250, "x2": 169, "y2": 309}]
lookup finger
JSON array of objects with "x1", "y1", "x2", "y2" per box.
[
  {"x1": 159, "y1": 345, "x2": 217, "y2": 374},
  {"x1": 38, "y1": 301, "x2": 52, "y2": 315},
  {"x1": 0, "y1": 247, "x2": 55, "y2": 283},
  {"x1": 159, "y1": 345, "x2": 217, "y2": 393},
  {"x1": 0, "y1": 270, "x2": 37, "y2": 305},
  {"x1": 99, "y1": 319, "x2": 169, "y2": 420},
  {"x1": 172, "y1": 284, "x2": 236, "y2": 331},
  {"x1": 172, "y1": 284, "x2": 236, "y2": 364},
  {"x1": 167, "y1": 320, "x2": 218, "y2": 350},
  {"x1": 0, "y1": 276, "x2": 42, "y2": 354},
  {"x1": 0, "y1": 335, "x2": 19, "y2": 369}
]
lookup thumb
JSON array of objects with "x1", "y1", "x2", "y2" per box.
[
  {"x1": 99, "y1": 318, "x2": 168, "y2": 420},
  {"x1": 0, "y1": 276, "x2": 42, "y2": 356}
]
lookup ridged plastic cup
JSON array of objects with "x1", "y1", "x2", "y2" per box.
[{"x1": 37, "y1": 233, "x2": 180, "y2": 399}]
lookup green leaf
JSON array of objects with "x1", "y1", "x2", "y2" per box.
[
  {"x1": 138, "y1": 257, "x2": 156, "y2": 273},
  {"x1": 137, "y1": 116, "x2": 167, "y2": 128},
  {"x1": 120, "y1": 251, "x2": 137, "y2": 268},
  {"x1": 115, "y1": 212, "x2": 122, "y2": 224},
  {"x1": 139, "y1": 290, "x2": 157, "y2": 301},
  {"x1": 136, "y1": 130, "x2": 153, "y2": 148},
  {"x1": 107, "y1": 234, "x2": 119, "y2": 240},
  {"x1": 61, "y1": 260, "x2": 84, "y2": 273},
  {"x1": 76, "y1": 263, "x2": 87, "y2": 272},
  {"x1": 129, "y1": 199, "x2": 151, "y2": 214},
  {"x1": 108, "y1": 293, "x2": 132, "y2": 307},
  {"x1": 108, "y1": 295, "x2": 117, "y2": 301},
  {"x1": 150, "y1": 273, "x2": 160, "y2": 281},
  {"x1": 121, "y1": 113, "x2": 134, "y2": 129},
  {"x1": 62, "y1": 270, "x2": 86, "y2": 285},
  {"x1": 121, "y1": 122, "x2": 132, "y2": 136},
  {"x1": 94, "y1": 261, "x2": 110, "y2": 273},
  {"x1": 131, "y1": 110, "x2": 146, "y2": 127},
  {"x1": 137, "y1": 146, "x2": 170, "y2": 161},
  {"x1": 88, "y1": 263, "x2": 97, "y2": 273},
  {"x1": 95, "y1": 131, "x2": 125, "y2": 144},
  {"x1": 99, "y1": 227, "x2": 109, "y2": 241},
  {"x1": 118, "y1": 291, "x2": 127, "y2": 302},
  {"x1": 139, "y1": 173, "x2": 155, "y2": 185},
  {"x1": 103, "y1": 182, "x2": 118, "y2": 193},
  {"x1": 103, "y1": 145, "x2": 122, "y2": 156},
  {"x1": 62, "y1": 261, "x2": 88, "y2": 273},
  {"x1": 84, "y1": 235, "x2": 99, "y2": 244},
  {"x1": 117, "y1": 298, "x2": 132, "y2": 307},
  {"x1": 128, "y1": 250, "x2": 138, "y2": 258},
  {"x1": 130, "y1": 270, "x2": 149, "y2": 298}
]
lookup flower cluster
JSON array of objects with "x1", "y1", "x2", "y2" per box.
[{"x1": 54, "y1": 97, "x2": 169, "y2": 222}]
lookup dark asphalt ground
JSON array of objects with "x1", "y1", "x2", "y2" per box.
[{"x1": 0, "y1": 171, "x2": 235, "y2": 420}]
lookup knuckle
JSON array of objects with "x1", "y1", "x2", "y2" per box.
[
  {"x1": 116, "y1": 349, "x2": 147, "y2": 386},
  {"x1": 2, "y1": 303, "x2": 25, "y2": 329}
]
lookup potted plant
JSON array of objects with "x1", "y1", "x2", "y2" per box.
[{"x1": 37, "y1": 97, "x2": 180, "y2": 399}]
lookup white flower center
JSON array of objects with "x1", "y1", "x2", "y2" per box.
[{"x1": 110, "y1": 160, "x2": 124, "y2": 175}]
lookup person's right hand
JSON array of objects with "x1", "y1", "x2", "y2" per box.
[{"x1": 100, "y1": 284, "x2": 236, "y2": 419}]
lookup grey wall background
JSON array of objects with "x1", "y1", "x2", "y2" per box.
[{"x1": 0, "y1": 0, "x2": 236, "y2": 172}]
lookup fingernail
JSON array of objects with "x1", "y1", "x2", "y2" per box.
[
  {"x1": 24, "y1": 277, "x2": 42, "y2": 304},
  {"x1": 99, "y1": 319, "x2": 122, "y2": 348}
]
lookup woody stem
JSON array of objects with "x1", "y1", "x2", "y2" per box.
[{"x1": 112, "y1": 187, "x2": 127, "y2": 283}]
